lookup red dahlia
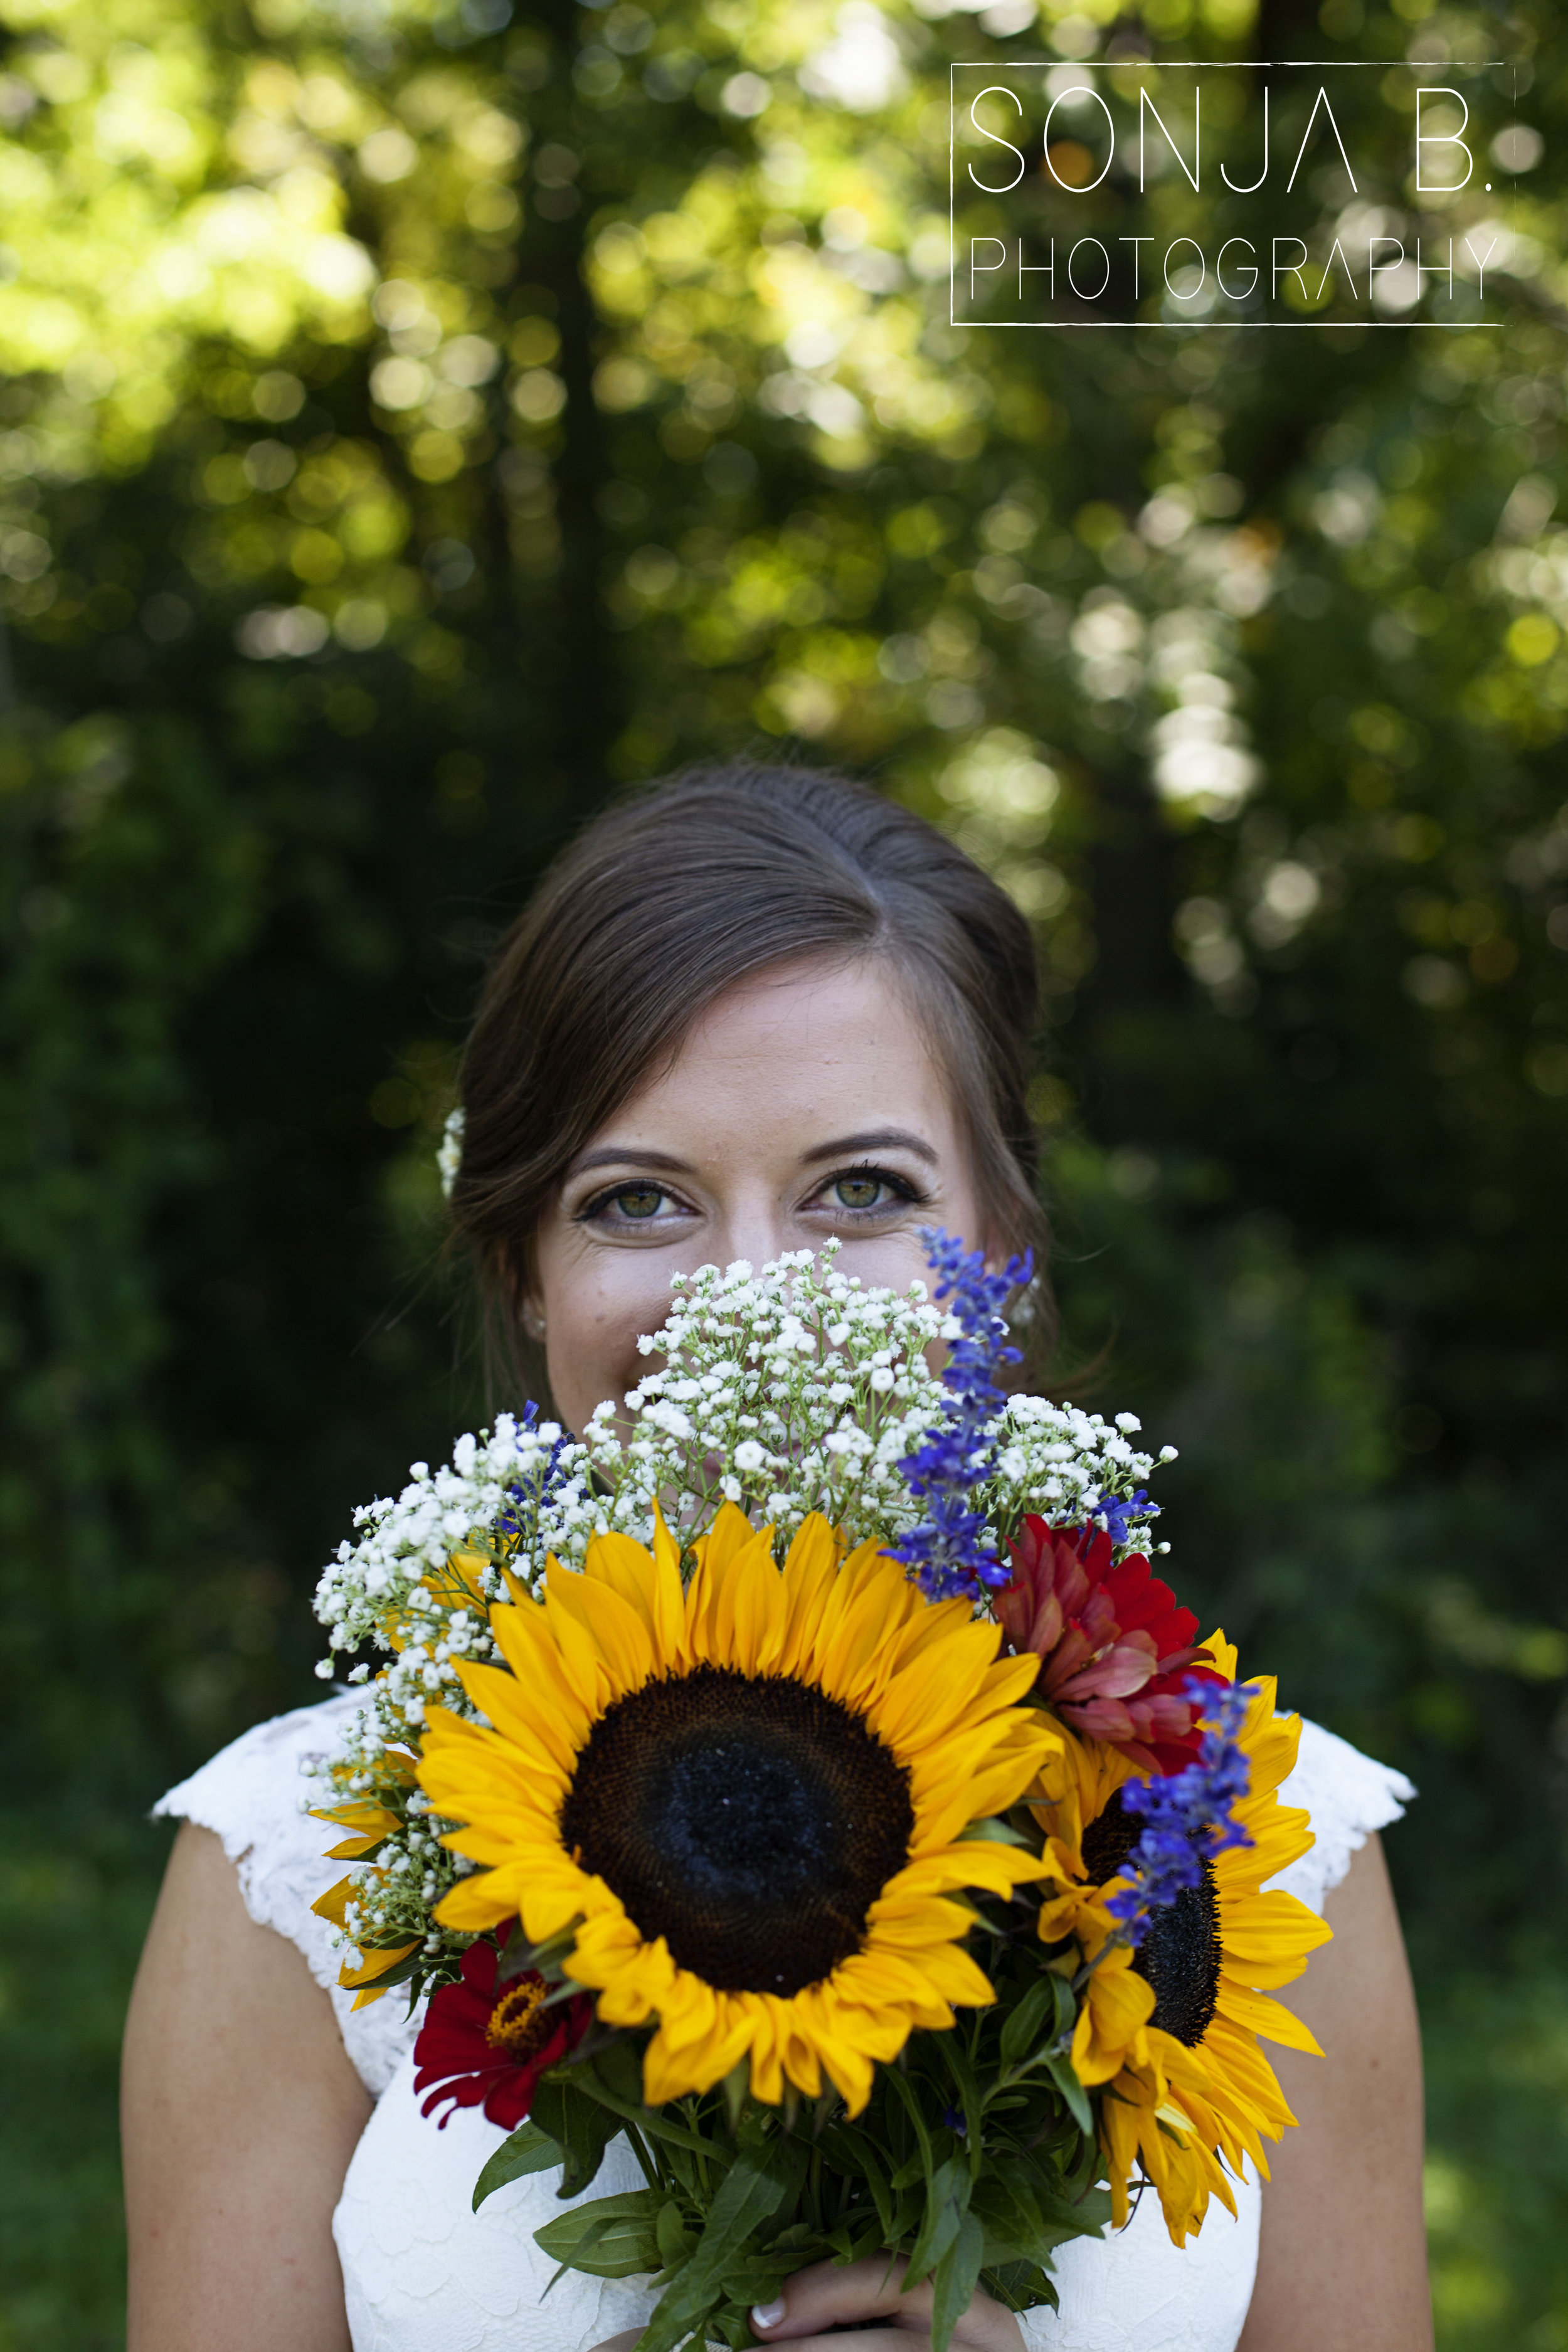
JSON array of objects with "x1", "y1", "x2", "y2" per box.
[
  {"x1": 413, "y1": 1930, "x2": 592, "y2": 2130},
  {"x1": 995, "y1": 1515, "x2": 1221, "y2": 1774}
]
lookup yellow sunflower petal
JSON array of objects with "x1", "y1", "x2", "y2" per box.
[
  {"x1": 696, "y1": 1499, "x2": 763, "y2": 1579},
  {"x1": 1218, "y1": 1890, "x2": 1333, "y2": 1985},
  {"x1": 1215, "y1": 1978, "x2": 1325, "y2": 2053},
  {"x1": 583, "y1": 1530, "x2": 676, "y2": 1652},
  {"x1": 310, "y1": 1873, "x2": 359, "y2": 1931},
  {"x1": 481, "y1": 1606, "x2": 593, "y2": 1769},
  {"x1": 865, "y1": 1894, "x2": 978, "y2": 1946},
  {"x1": 650, "y1": 1508, "x2": 693, "y2": 1668},
  {"x1": 1205, "y1": 1631, "x2": 1239, "y2": 1682},
  {"x1": 447, "y1": 1661, "x2": 577, "y2": 1785},
  {"x1": 546, "y1": 1562, "x2": 655, "y2": 1699},
  {"x1": 1099, "y1": 2087, "x2": 1143, "y2": 2230},
  {"x1": 811, "y1": 1564, "x2": 907, "y2": 1708},
  {"x1": 1072, "y1": 1950, "x2": 1155, "y2": 2084},
  {"x1": 694, "y1": 1523, "x2": 788, "y2": 1678},
  {"x1": 541, "y1": 1565, "x2": 624, "y2": 1715},
  {"x1": 341, "y1": 1941, "x2": 419, "y2": 2007},
  {"x1": 776, "y1": 1515, "x2": 844, "y2": 1673},
  {"x1": 885, "y1": 1840, "x2": 1051, "y2": 1905},
  {"x1": 311, "y1": 1795, "x2": 401, "y2": 1862}
]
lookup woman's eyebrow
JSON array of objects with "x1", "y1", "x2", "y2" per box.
[
  {"x1": 567, "y1": 1145, "x2": 697, "y2": 1177},
  {"x1": 800, "y1": 1128, "x2": 940, "y2": 1168}
]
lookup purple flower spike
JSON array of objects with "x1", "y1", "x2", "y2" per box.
[
  {"x1": 1090, "y1": 1487, "x2": 1160, "y2": 1549},
  {"x1": 495, "y1": 1401, "x2": 573, "y2": 1536},
  {"x1": 891, "y1": 1229, "x2": 1032, "y2": 1604},
  {"x1": 1104, "y1": 1678, "x2": 1256, "y2": 1946}
]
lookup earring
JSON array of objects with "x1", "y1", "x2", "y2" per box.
[{"x1": 523, "y1": 1306, "x2": 547, "y2": 1340}]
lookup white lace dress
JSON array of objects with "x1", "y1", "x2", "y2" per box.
[{"x1": 156, "y1": 1693, "x2": 1411, "y2": 2352}]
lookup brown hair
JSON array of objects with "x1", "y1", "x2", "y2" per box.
[{"x1": 450, "y1": 763, "x2": 1049, "y2": 1393}]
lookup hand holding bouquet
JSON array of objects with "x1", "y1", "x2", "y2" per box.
[{"x1": 310, "y1": 1238, "x2": 1328, "y2": 2351}]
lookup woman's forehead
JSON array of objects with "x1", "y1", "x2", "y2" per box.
[{"x1": 591, "y1": 958, "x2": 959, "y2": 1145}]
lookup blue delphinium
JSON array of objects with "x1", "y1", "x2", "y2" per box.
[
  {"x1": 495, "y1": 1401, "x2": 573, "y2": 1538},
  {"x1": 1089, "y1": 1486, "x2": 1160, "y2": 1549},
  {"x1": 1105, "y1": 1678, "x2": 1256, "y2": 1947},
  {"x1": 891, "y1": 1228, "x2": 1032, "y2": 1602}
]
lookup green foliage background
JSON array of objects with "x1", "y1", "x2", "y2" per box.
[{"x1": 1, "y1": 0, "x2": 1565, "y2": 2339}]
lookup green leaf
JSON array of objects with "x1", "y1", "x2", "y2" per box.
[
  {"x1": 472, "y1": 2121, "x2": 564, "y2": 2212},
  {"x1": 937, "y1": 2038, "x2": 985, "y2": 2151},
  {"x1": 980, "y1": 2260, "x2": 1058, "y2": 2316},
  {"x1": 969, "y1": 2175, "x2": 1042, "y2": 2260},
  {"x1": 1009, "y1": 2162, "x2": 1113, "y2": 2246},
  {"x1": 1065, "y1": 2183, "x2": 1113, "y2": 2241},
  {"x1": 590, "y1": 2035, "x2": 649, "y2": 2111},
  {"x1": 846, "y1": 2154, "x2": 893, "y2": 2239},
  {"x1": 708, "y1": 2308, "x2": 756, "y2": 2351},
  {"x1": 655, "y1": 2198, "x2": 696, "y2": 2269},
  {"x1": 997, "y1": 1978, "x2": 1056, "y2": 2069},
  {"x1": 534, "y1": 2189, "x2": 665, "y2": 2280},
  {"x1": 1042, "y1": 2053, "x2": 1094, "y2": 2139},
  {"x1": 850, "y1": 2214, "x2": 891, "y2": 2263},
  {"x1": 882, "y1": 2063, "x2": 937, "y2": 2190},
  {"x1": 955, "y1": 1816, "x2": 1033, "y2": 1850},
  {"x1": 531, "y1": 2076, "x2": 618, "y2": 2199},
  {"x1": 567, "y1": 2066, "x2": 723, "y2": 2160},
  {"x1": 497, "y1": 1915, "x2": 585, "y2": 1987},
  {"x1": 901, "y1": 2157, "x2": 971, "y2": 2293},
  {"x1": 930, "y1": 2213, "x2": 986, "y2": 2352},
  {"x1": 659, "y1": 2141, "x2": 702, "y2": 2200},
  {"x1": 495, "y1": 1918, "x2": 532, "y2": 1984},
  {"x1": 969, "y1": 2171, "x2": 1098, "y2": 2266},
  {"x1": 635, "y1": 2142, "x2": 804, "y2": 2352}
]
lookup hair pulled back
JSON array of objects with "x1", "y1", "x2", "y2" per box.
[{"x1": 450, "y1": 764, "x2": 1047, "y2": 1382}]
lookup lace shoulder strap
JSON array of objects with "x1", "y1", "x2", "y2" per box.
[
  {"x1": 1268, "y1": 1717, "x2": 1414, "y2": 1916},
  {"x1": 154, "y1": 1692, "x2": 421, "y2": 2097}
]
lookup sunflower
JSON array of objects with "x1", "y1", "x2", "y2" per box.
[
  {"x1": 418, "y1": 1505, "x2": 1057, "y2": 2116},
  {"x1": 1030, "y1": 1637, "x2": 1332, "y2": 2245}
]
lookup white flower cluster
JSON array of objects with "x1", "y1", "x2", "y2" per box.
[
  {"x1": 437, "y1": 1104, "x2": 465, "y2": 1200},
  {"x1": 579, "y1": 1248, "x2": 956, "y2": 1551},
  {"x1": 307, "y1": 1243, "x2": 1175, "y2": 1983},
  {"x1": 990, "y1": 1392, "x2": 1171, "y2": 1530},
  {"x1": 314, "y1": 1416, "x2": 563, "y2": 1692}
]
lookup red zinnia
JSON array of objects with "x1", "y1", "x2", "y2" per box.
[
  {"x1": 413, "y1": 1930, "x2": 593, "y2": 2130},
  {"x1": 995, "y1": 1515, "x2": 1221, "y2": 1773}
]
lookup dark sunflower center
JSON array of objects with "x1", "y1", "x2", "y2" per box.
[
  {"x1": 558, "y1": 1665, "x2": 914, "y2": 1996},
  {"x1": 1081, "y1": 1788, "x2": 1222, "y2": 2048}
]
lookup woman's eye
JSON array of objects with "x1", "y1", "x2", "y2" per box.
[
  {"x1": 610, "y1": 1185, "x2": 665, "y2": 1221},
  {"x1": 833, "y1": 1175, "x2": 887, "y2": 1212},
  {"x1": 824, "y1": 1172, "x2": 913, "y2": 1216}
]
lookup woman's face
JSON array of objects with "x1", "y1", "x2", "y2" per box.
[{"x1": 531, "y1": 956, "x2": 989, "y2": 1434}]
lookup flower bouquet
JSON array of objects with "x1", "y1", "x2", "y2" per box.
[{"x1": 310, "y1": 1237, "x2": 1329, "y2": 2352}]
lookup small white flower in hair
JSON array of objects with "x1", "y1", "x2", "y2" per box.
[{"x1": 437, "y1": 1105, "x2": 465, "y2": 1200}]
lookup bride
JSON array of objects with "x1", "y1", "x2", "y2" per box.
[{"x1": 122, "y1": 766, "x2": 1433, "y2": 2352}]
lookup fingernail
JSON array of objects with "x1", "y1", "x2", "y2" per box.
[{"x1": 751, "y1": 2300, "x2": 787, "y2": 2332}]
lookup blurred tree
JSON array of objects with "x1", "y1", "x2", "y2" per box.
[{"x1": 1, "y1": 0, "x2": 1566, "y2": 2341}]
